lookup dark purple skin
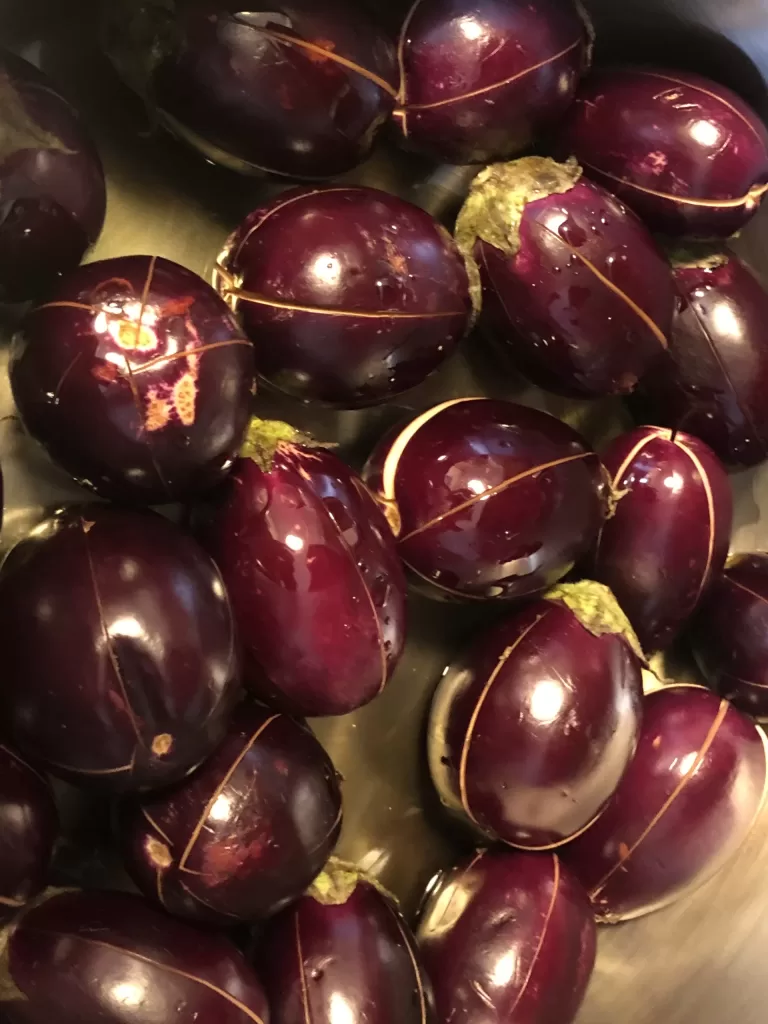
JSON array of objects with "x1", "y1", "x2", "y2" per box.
[
  {"x1": 418, "y1": 849, "x2": 596, "y2": 1024},
  {"x1": 428, "y1": 583, "x2": 644, "y2": 849},
  {"x1": 197, "y1": 420, "x2": 406, "y2": 717},
  {"x1": 117, "y1": 701, "x2": 342, "y2": 926},
  {"x1": 393, "y1": 0, "x2": 590, "y2": 165},
  {"x1": 259, "y1": 860, "x2": 432, "y2": 1024},
  {"x1": 562, "y1": 685, "x2": 767, "y2": 923},
  {"x1": 0, "y1": 746, "x2": 58, "y2": 922},
  {"x1": 363, "y1": 398, "x2": 607, "y2": 601},
  {"x1": 0, "y1": 50, "x2": 105, "y2": 303},
  {"x1": 0, "y1": 889, "x2": 270, "y2": 1024},
  {"x1": 10, "y1": 255, "x2": 255, "y2": 505},
  {"x1": 594, "y1": 426, "x2": 732, "y2": 653},
  {"x1": 562, "y1": 68, "x2": 768, "y2": 239},
  {"x1": 0, "y1": 504, "x2": 239, "y2": 791},
  {"x1": 105, "y1": 0, "x2": 397, "y2": 180},
  {"x1": 215, "y1": 186, "x2": 472, "y2": 408}
]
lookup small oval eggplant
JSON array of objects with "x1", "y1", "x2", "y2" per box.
[
  {"x1": 215, "y1": 186, "x2": 472, "y2": 408},
  {"x1": 104, "y1": 0, "x2": 397, "y2": 180},
  {"x1": 594, "y1": 425, "x2": 732, "y2": 653},
  {"x1": 0, "y1": 505, "x2": 239, "y2": 791},
  {"x1": 363, "y1": 397, "x2": 607, "y2": 601},
  {"x1": 0, "y1": 50, "x2": 105, "y2": 303},
  {"x1": 418, "y1": 849, "x2": 596, "y2": 1024},
  {"x1": 455, "y1": 157, "x2": 675, "y2": 398},
  {"x1": 0, "y1": 889, "x2": 269, "y2": 1024},
  {"x1": 393, "y1": 0, "x2": 590, "y2": 165},
  {"x1": 562, "y1": 67, "x2": 768, "y2": 238},
  {"x1": 11, "y1": 255, "x2": 255, "y2": 505},
  {"x1": 429, "y1": 581, "x2": 644, "y2": 849},
  {"x1": 118, "y1": 701, "x2": 342, "y2": 926},
  {"x1": 259, "y1": 859, "x2": 432, "y2": 1023},
  {"x1": 563, "y1": 685, "x2": 768, "y2": 922},
  {"x1": 0, "y1": 745, "x2": 58, "y2": 921},
  {"x1": 197, "y1": 419, "x2": 406, "y2": 717}
]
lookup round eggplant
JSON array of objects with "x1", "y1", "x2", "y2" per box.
[
  {"x1": 0, "y1": 746, "x2": 58, "y2": 921},
  {"x1": 104, "y1": 0, "x2": 397, "y2": 180},
  {"x1": 0, "y1": 50, "x2": 105, "y2": 303},
  {"x1": 417, "y1": 849, "x2": 596, "y2": 1024},
  {"x1": 117, "y1": 701, "x2": 342, "y2": 926},
  {"x1": 563, "y1": 685, "x2": 768, "y2": 922},
  {"x1": 594, "y1": 425, "x2": 732, "y2": 653},
  {"x1": 363, "y1": 397, "x2": 607, "y2": 601},
  {"x1": 197, "y1": 419, "x2": 406, "y2": 717},
  {"x1": 258, "y1": 859, "x2": 432, "y2": 1023},
  {"x1": 428, "y1": 580, "x2": 644, "y2": 849},
  {"x1": 393, "y1": 0, "x2": 591, "y2": 165},
  {"x1": 562, "y1": 67, "x2": 768, "y2": 239},
  {"x1": 0, "y1": 505, "x2": 239, "y2": 791},
  {"x1": 10, "y1": 255, "x2": 255, "y2": 505},
  {"x1": 454, "y1": 157, "x2": 674, "y2": 398},
  {"x1": 214, "y1": 186, "x2": 472, "y2": 408},
  {"x1": 0, "y1": 889, "x2": 269, "y2": 1024}
]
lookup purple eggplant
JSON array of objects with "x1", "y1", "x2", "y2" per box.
[
  {"x1": 363, "y1": 397, "x2": 607, "y2": 601},
  {"x1": 10, "y1": 255, "x2": 255, "y2": 505},
  {"x1": 0, "y1": 745, "x2": 58, "y2": 921},
  {"x1": 595, "y1": 425, "x2": 732, "y2": 653},
  {"x1": 429, "y1": 580, "x2": 644, "y2": 848},
  {"x1": 562, "y1": 67, "x2": 768, "y2": 239},
  {"x1": 0, "y1": 505, "x2": 239, "y2": 791},
  {"x1": 0, "y1": 50, "x2": 105, "y2": 303},
  {"x1": 0, "y1": 889, "x2": 269, "y2": 1024},
  {"x1": 117, "y1": 701, "x2": 342, "y2": 926},
  {"x1": 215, "y1": 186, "x2": 473, "y2": 408},
  {"x1": 563, "y1": 685, "x2": 767, "y2": 922},
  {"x1": 196, "y1": 419, "x2": 406, "y2": 717},
  {"x1": 258, "y1": 858, "x2": 432, "y2": 1023},
  {"x1": 393, "y1": 0, "x2": 590, "y2": 165},
  {"x1": 454, "y1": 157, "x2": 675, "y2": 398},
  {"x1": 418, "y1": 849, "x2": 596, "y2": 1024},
  {"x1": 104, "y1": 0, "x2": 397, "y2": 180}
]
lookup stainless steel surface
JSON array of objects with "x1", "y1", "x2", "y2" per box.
[{"x1": 4, "y1": 1, "x2": 768, "y2": 1020}]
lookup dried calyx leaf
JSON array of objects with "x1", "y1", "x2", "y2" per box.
[
  {"x1": 239, "y1": 417, "x2": 320, "y2": 471},
  {"x1": 545, "y1": 579, "x2": 644, "y2": 660},
  {"x1": 666, "y1": 243, "x2": 730, "y2": 271},
  {"x1": 308, "y1": 857, "x2": 398, "y2": 907}
]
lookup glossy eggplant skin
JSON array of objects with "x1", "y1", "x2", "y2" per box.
[
  {"x1": 0, "y1": 889, "x2": 270, "y2": 1024},
  {"x1": 418, "y1": 849, "x2": 596, "y2": 1024},
  {"x1": 105, "y1": 0, "x2": 397, "y2": 180},
  {"x1": 394, "y1": 0, "x2": 589, "y2": 165},
  {"x1": 363, "y1": 398, "x2": 607, "y2": 601},
  {"x1": 0, "y1": 50, "x2": 105, "y2": 303},
  {"x1": 562, "y1": 68, "x2": 768, "y2": 239},
  {"x1": 216, "y1": 187, "x2": 472, "y2": 408},
  {"x1": 563, "y1": 686, "x2": 767, "y2": 923},
  {"x1": 0, "y1": 746, "x2": 58, "y2": 921},
  {"x1": 118, "y1": 701, "x2": 342, "y2": 926},
  {"x1": 11, "y1": 255, "x2": 254, "y2": 505},
  {"x1": 0, "y1": 505, "x2": 239, "y2": 791},
  {"x1": 594, "y1": 426, "x2": 732, "y2": 653}
]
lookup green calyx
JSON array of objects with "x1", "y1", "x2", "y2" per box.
[
  {"x1": 308, "y1": 858, "x2": 398, "y2": 907},
  {"x1": 545, "y1": 579, "x2": 644, "y2": 660},
  {"x1": 239, "y1": 417, "x2": 316, "y2": 471},
  {"x1": 666, "y1": 243, "x2": 730, "y2": 271}
]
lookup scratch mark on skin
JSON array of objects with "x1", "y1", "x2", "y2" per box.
[{"x1": 295, "y1": 913, "x2": 313, "y2": 1024}]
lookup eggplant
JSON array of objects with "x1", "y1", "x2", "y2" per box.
[
  {"x1": 393, "y1": 0, "x2": 591, "y2": 165},
  {"x1": 0, "y1": 505, "x2": 239, "y2": 791},
  {"x1": 363, "y1": 397, "x2": 607, "y2": 601},
  {"x1": 594, "y1": 425, "x2": 732, "y2": 653},
  {"x1": 196, "y1": 418, "x2": 406, "y2": 717},
  {"x1": 258, "y1": 858, "x2": 432, "y2": 1023},
  {"x1": 417, "y1": 848, "x2": 596, "y2": 1024},
  {"x1": 10, "y1": 255, "x2": 255, "y2": 505},
  {"x1": 454, "y1": 156, "x2": 675, "y2": 398},
  {"x1": 117, "y1": 701, "x2": 342, "y2": 926},
  {"x1": 562, "y1": 67, "x2": 768, "y2": 238},
  {"x1": 0, "y1": 889, "x2": 270, "y2": 1024},
  {"x1": 214, "y1": 186, "x2": 473, "y2": 408},
  {"x1": 0, "y1": 50, "x2": 105, "y2": 303}
]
